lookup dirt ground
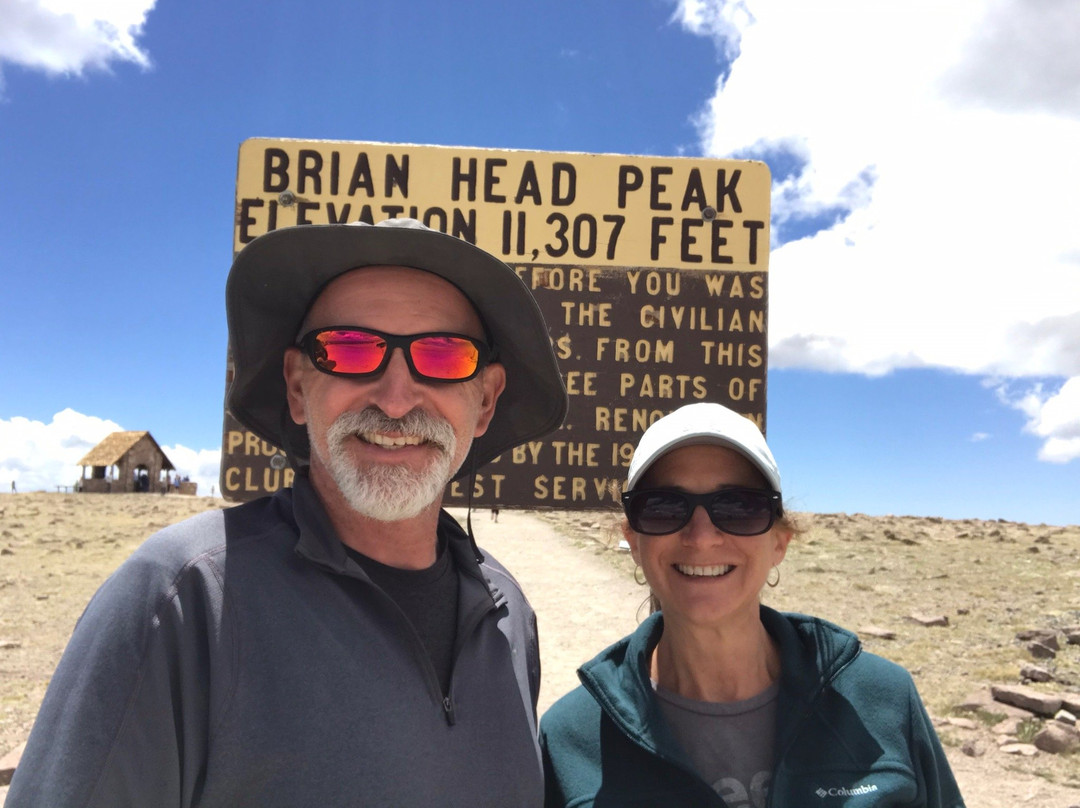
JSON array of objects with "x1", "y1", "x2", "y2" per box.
[{"x1": 1, "y1": 492, "x2": 1078, "y2": 806}]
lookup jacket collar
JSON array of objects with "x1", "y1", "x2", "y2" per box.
[
  {"x1": 287, "y1": 471, "x2": 499, "y2": 607},
  {"x1": 575, "y1": 611, "x2": 680, "y2": 763},
  {"x1": 575, "y1": 606, "x2": 862, "y2": 760}
]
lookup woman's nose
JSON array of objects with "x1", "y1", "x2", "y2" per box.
[{"x1": 680, "y1": 504, "x2": 725, "y2": 543}]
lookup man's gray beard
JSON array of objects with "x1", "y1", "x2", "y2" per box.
[{"x1": 320, "y1": 408, "x2": 459, "y2": 521}]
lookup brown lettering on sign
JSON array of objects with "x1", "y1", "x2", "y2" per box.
[
  {"x1": 225, "y1": 141, "x2": 770, "y2": 505},
  {"x1": 222, "y1": 464, "x2": 295, "y2": 493}
]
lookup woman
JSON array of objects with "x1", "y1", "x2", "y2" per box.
[{"x1": 540, "y1": 402, "x2": 964, "y2": 807}]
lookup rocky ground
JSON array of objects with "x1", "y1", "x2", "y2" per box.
[{"x1": 1, "y1": 493, "x2": 1078, "y2": 806}]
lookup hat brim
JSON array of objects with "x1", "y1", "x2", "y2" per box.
[
  {"x1": 627, "y1": 433, "x2": 781, "y2": 495},
  {"x1": 625, "y1": 403, "x2": 782, "y2": 496},
  {"x1": 225, "y1": 223, "x2": 568, "y2": 478}
]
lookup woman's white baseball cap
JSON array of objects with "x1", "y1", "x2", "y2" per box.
[{"x1": 626, "y1": 402, "x2": 781, "y2": 494}]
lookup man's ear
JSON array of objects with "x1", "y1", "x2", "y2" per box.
[
  {"x1": 282, "y1": 347, "x2": 308, "y2": 425},
  {"x1": 471, "y1": 363, "x2": 507, "y2": 438}
]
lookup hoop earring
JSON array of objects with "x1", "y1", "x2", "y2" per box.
[
  {"x1": 767, "y1": 565, "x2": 780, "y2": 588},
  {"x1": 634, "y1": 565, "x2": 647, "y2": 586}
]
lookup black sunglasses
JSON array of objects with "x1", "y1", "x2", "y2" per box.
[
  {"x1": 621, "y1": 487, "x2": 783, "y2": 536},
  {"x1": 297, "y1": 326, "x2": 494, "y2": 383}
]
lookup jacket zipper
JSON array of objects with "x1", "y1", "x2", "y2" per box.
[
  {"x1": 441, "y1": 592, "x2": 501, "y2": 726},
  {"x1": 324, "y1": 535, "x2": 504, "y2": 728},
  {"x1": 764, "y1": 647, "x2": 863, "y2": 808},
  {"x1": 352, "y1": 582, "x2": 468, "y2": 727}
]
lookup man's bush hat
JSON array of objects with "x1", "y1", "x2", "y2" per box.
[{"x1": 226, "y1": 218, "x2": 568, "y2": 476}]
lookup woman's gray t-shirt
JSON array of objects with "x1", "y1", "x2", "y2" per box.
[{"x1": 654, "y1": 681, "x2": 780, "y2": 808}]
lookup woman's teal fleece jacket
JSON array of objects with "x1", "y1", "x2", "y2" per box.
[{"x1": 540, "y1": 607, "x2": 964, "y2": 807}]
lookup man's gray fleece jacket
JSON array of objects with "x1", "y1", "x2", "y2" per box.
[{"x1": 7, "y1": 476, "x2": 544, "y2": 807}]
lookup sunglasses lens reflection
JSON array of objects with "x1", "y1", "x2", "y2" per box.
[
  {"x1": 626, "y1": 489, "x2": 776, "y2": 536},
  {"x1": 315, "y1": 331, "x2": 386, "y2": 374},
  {"x1": 630, "y1": 491, "x2": 690, "y2": 535},
  {"x1": 308, "y1": 329, "x2": 483, "y2": 381},
  {"x1": 410, "y1": 336, "x2": 481, "y2": 380},
  {"x1": 707, "y1": 490, "x2": 774, "y2": 535}
]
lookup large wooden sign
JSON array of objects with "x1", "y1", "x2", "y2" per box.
[{"x1": 221, "y1": 139, "x2": 771, "y2": 506}]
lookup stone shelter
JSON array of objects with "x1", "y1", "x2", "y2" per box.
[{"x1": 76, "y1": 431, "x2": 179, "y2": 494}]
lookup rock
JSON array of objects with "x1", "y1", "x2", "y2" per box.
[
  {"x1": 1055, "y1": 709, "x2": 1077, "y2": 726},
  {"x1": 957, "y1": 689, "x2": 1031, "y2": 719},
  {"x1": 999, "y1": 742, "x2": 1038, "y2": 756},
  {"x1": 0, "y1": 640, "x2": 22, "y2": 650},
  {"x1": 960, "y1": 739, "x2": 984, "y2": 757},
  {"x1": 992, "y1": 717, "x2": 1023, "y2": 736},
  {"x1": 859, "y1": 626, "x2": 896, "y2": 640},
  {"x1": 1020, "y1": 664, "x2": 1053, "y2": 683},
  {"x1": 1065, "y1": 628, "x2": 1080, "y2": 645},
  {"x1": 0, "y1": 742, "x2": 25, "y2": 786},
  {"x1": 908, "y1": 612, "x2": 949, "y2": 627},
  {"x1": 1033, "y1": 722, "x2": 1080, "y2": 754},
  {"x1": 1015, "y1": 629, "x2": 1060, "y2": 649},
  {"x1": 1063, "y1": 695, "x2": 1080, "y2": 715},
  {"x1": 991, "y1": 684, "x2": 1063, "y2": 716},
  {"x1": 945, "y1": 717, "x2": 978, "y2": 730},
  {"x1": 957, "y1": 689, "x2": 994, "y2": 710},
  {"x1": 1027, "y1": 641, "x2": 1057, "y2": 659}
]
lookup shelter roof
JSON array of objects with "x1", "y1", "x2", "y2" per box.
[{"x1": 77, "y1": 431, "x2": 175, "y2": 470}]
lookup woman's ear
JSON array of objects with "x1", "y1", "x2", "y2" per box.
[{"x1": 771, "y1": 527, "x2": 792, "y2": 567}]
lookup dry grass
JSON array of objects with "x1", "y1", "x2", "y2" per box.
[
  {"x1": 0, "y1": 493, "x2": 227, "y2": 755},
  {"x1": 535, "y1": 508, "x2": 1080, "y2": 787},
  {"x1": 2, "y1": 494, "x2": 1078, "y2": 793}
]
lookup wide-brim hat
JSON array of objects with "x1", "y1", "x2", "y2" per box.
[
  {"x1": 225, "y1": 218, "x2": 568, "y2": 478},
  {"x1": 626, "y1": 402, "x2": 782, "y2": 495}
]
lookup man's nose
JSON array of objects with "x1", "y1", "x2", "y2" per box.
[{"x1": 365, "y1": 347, "x2": 424, "y2": 419}]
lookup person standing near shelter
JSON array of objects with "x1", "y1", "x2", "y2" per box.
[
  {"x1": 8, "y1": 218, "x2": 567, "y2": 807},
  {"x1": 540, "y1": 402, "x2": 964, "y2": 807}
]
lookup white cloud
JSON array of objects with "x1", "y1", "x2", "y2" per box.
[
  {"x1": 677, "y1": 0, "x2": 1080, "y2": 463},
  {"x1": 0, "y1": 409, "x2": 223, "y2": 497},
  {"x1": 938, "y1": 0, "x2": 1080, "y2": 117},
  {"x1": 159, "y1": 443, "x2": 224, "y2": 499},
  {"x1": 0, "y1": 409, "x2": 120, "y2": 491},
  {"x1": 670, "y1": 0, "x2": 752, "y2": 62},
  {"x1": 970, "y1": 432, "x2": 990, "y2": 443},
  {"x1": 993, "y1": 377, "x2": 1080, "y2": 463},
  {"x1": 0, "y1": 0, "x2": 155, "y2": 80}
]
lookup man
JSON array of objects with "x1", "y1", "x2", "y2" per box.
[{"x1": 7, "y1": 218, "x2": 568, "y2": 807}]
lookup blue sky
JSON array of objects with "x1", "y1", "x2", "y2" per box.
[{"x1": 1, "y1": 0, "x2": 1078, "y2": 525}]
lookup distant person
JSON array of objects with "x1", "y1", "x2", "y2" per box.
[
  {"x1": 491, "y1": 506, "x2": 500, "y2": 522},
  {"x1": 540, "y1": 402, "x2": 965, "y2": 807},
  {"x1": 8, "y1": 219, "x2": 567, "y2": 807},
  {"x1": 10, "y1": 480, "x2": 14, "y2": 493}
]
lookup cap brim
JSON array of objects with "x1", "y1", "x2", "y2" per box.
[
  {"x1": 625, "y1": 402, "x2": 782, "y2": 496},
  {"x1": 627, "y1": 433, "x2": 781, "y2": 494}
]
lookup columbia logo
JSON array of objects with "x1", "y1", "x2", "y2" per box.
[{"x1": 815, "y1": 783, "x2": 880, "y2": 798}]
